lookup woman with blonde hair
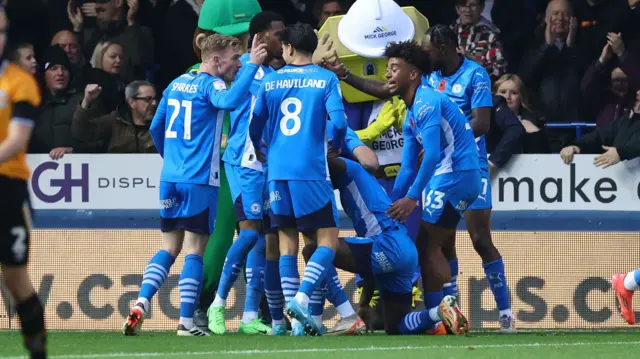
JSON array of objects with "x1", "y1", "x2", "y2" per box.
[
  {"x1": 82, "y1": 41, "x2": 128, "y2": 117},
  {"x1": 494, "y1": 74, "x2": 550, "y2": 153}
]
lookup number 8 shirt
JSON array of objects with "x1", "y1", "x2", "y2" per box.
[{"x1": 250, "y1": 64, "x2": 347, "y2": 228}]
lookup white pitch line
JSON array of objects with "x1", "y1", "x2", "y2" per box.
[{"x1": 3, "y1": 341, "x2": 640, "y2": 359}]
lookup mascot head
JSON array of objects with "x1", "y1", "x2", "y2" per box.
[
  {"x1": 193, "y1": 0, "x2": 262, "y2": 62},
  {"x1": 318, "y1": 0, "x2": 429, "y2": 103}
]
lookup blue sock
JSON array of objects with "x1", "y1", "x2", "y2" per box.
[
  {"x1": 265, "y1": 259, "x2": 285, "y2": 322},
  {"x1": 298, "y1": 246, "x2": 335, "y2": 305},
  {"x1": 399, "y1": 309, "x2": 435, "y2": 335},
  {"x1": 216, "y1": 229, "x2": 259, "y2": 301},
  {"x1": 443, "y1": 259, "x2": 459, "y2": 298},
  {"x1": 244, "y1": 235, "x2": 266, "y2": 319},
  {"x1": 279, "y1": 255, "x2": 300, "y2": 304},
  {"x1": 424, "y1": 291, "x2": 443, "y2": 310},
  {"x1": 138, "y1": 250, "x2": 175, "y2": 309},
  {"x1": 309, "y1": 286, "x2": 326, "y2": 317},
  {"x1": 179, "y1": 254, "x2": 203, "y2": 327},
  {"x1": 324, "y1": 265, "x2": 348, "y2": 308},
  {"x1": 483, "y1": 258, "x2": 510, "y2": 311}
]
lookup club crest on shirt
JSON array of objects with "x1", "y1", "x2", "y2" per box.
[
  {"x1": 452, "y1": 83, "x2": 463, "y2": 94},
  {"x1": 255, "y1": 67, "x2": 265, "y2": 80},
  {"x1": 213, "y1": 80, "x2": 227, "y2": 91},
  {"x1": 251, "y1": 202, "x2": 261, "y2": 215}
]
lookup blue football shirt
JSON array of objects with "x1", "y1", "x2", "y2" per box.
[
  {"x1": 423, "y1": 57, "x2": 492, "y2": 168},
  {"x1": 334, "y1": 158, "x2": 397, "y2": 237},
  {"x1": 393, "y1": 85, "x2": 480, "y2": 200},
  {"x1": 250, "y1": 64, "x2": 347, "y2": 181},
  {"x1": 150, "y1": 63, "x2": 259, "y2": 186},
  {"x1": 223, "y1": 53, "x2": 274, "y2": 170}
]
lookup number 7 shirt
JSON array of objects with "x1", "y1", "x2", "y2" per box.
[{"x1": 249, "y1": 64, "x2": 347, "y2": 182}]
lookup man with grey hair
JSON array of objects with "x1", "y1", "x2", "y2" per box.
[
  {"x1": 71, "y1": 80, "x2": 158, "y2": 153},
  {"x1": 518, "y1": 0, "x2": 582, "y2": 152}
]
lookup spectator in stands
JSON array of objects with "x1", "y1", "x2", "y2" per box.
[
  {"x1": 519, "y1": 0, "x2": 581, "y2": 152},
  {"x1": 67, "y1": 0, "x2": 154, "y2": 81},
  {"x1": 560, "y1": 89, "x2": 640, "y2": 167},
  {"x1": 313, "y1": 0, "x2": 350, "y2": 28},
  {"x1": 495, "y1": 73, "x2": 550, "y2": 153},
  {"x1": 581, "y1": 34, "x2": 639, "y2": 126},
  {"x1": 7, "y1": 42, "x2": 37, "y2": 74},
  {"x1": 71, "y1": 81, "x2": 157, "y2": 153},
  {"x1": 451, "y1": 0, "x2": 507, "y2": 80},
  {"x1": 485, "y1": 95, "x2": 525, "y2": 175},
  {"x1": 51, "y1": 30, "x2": 91, "y2": 90},
  {"x1": 85, "y1": 41, "x2": 128, "y2": 115},
  {"x1": 154, "y1": 0, "x2": 201, "y2": 91},
  {"x1": 30, "y1": 46, "x2": 99, "y2": 159},
  {"x1": 571, "y1": 0, "x2": 640, "y2": 72}
]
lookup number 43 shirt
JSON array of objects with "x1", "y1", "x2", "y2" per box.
[{"x1": 249, "y1": 64, "x2": 347, "y2": 182}]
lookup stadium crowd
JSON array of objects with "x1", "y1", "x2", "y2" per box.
[{"x1": 3, "y1": 0, "x2": 640, "y2": 162}]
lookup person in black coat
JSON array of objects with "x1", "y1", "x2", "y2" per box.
[
  {"x1": 560, "y1": 89, "x2": 640, "y2": 168},
  {"x1": 486, "y1": 95, "x2": 525, "y2": 175}
]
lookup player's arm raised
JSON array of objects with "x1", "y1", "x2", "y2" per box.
[
  {"x1": 470, "y1": 68, "x2": 492, "y2": 137},
  {"x1": 0, "y1": 75, "x2": 40, "y2": 163},
  {"x1": 209, "y1": 36, "x2": 268, "y2": 110},
  {"x1": 323, "y1": 58, "x2": 393, "y2": 100},
  {"x1": 149, "y1": 90, "x2": 168, "y2": 157}
]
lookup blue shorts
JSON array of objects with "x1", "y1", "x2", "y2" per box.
[
  {"x1": 268, "y1": 180, "x2": 339, "y2": 231},
  {"x1": 421, "y1": 170, "x2": 482, "y2": 229},
  {"x1": 344, "y1": 226, "x2": 418, "y2": 295},
  {"x1": 159, "y1": 181, "x2": 218, "y2": 235},
  {"x1": 467, "y1": 164, "x2": 492, "y2": 211},
  {"x1": 225, "y1": 162, "x2": 265, "y2": 221}
]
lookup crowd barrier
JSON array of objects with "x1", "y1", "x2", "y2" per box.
[{"x1": 1, "y1": 154, "x2": 639, "y2": 330}]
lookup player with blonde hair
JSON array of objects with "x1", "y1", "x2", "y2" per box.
[{"x1": 123, "y1": 33, "x2": 267, "y2": 337}]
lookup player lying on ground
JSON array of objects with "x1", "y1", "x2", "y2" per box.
[
  {"x1": 0, "y1": 7, "x2": 48, "y2": 357},
  {"x1": 249, "y1": 23, "x2": 348, "y2": 336},
  {"x1": 208, "y1": 11, "x2": 285, "y2": 337},
  {"x1": 385, "y1": 40, "x2": 480, "y2": 335},
  {"x1": 123, "y1": 33, "x2": 268, "y2": 337}
]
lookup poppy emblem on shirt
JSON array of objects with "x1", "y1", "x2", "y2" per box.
[
  {"x1": 409, "y1": 117, "x2": 415, "y2": 128},
  {"x1": 437, "y1": 80, "x2": 446, "y2": 91}
]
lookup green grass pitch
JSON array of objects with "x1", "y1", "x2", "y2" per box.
[{"x1": 2, "y1": 330, "x2": 640, "y2": 359}]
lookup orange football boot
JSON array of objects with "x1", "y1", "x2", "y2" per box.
[{"x1": 612, "y1": 273, "x2": 636, "y2": 325}]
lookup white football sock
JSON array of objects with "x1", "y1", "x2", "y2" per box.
[
  {"x1": 212, "y1": 294, "x2": 226, "y2": 307},
  {"x1": 179, "y1": 317, "x2": 194, "y2": 329},
  {"x1": 624, "y1": 272, "x2": 639, "y2": 291},
  {"x1": 242, "y1": 311, "x2": 258, "y2": 324},
  {"x1": 336, "y1": 302, "x2": 356, "y2": 318}
]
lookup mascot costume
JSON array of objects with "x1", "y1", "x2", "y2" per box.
[
  {"x1": 188, "y1": 0, "x2": 263, "y2": 327},
  {"x1": 316, "y1": 0, "x2": 430, "y2": 323}
]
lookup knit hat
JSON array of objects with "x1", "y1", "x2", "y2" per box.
[
  {"x1": 42, "y1": 45, "x2": 71, "y2": 72},
  {"x1": 198, "y1": 0, "x2": 262, "y2": 36}
]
